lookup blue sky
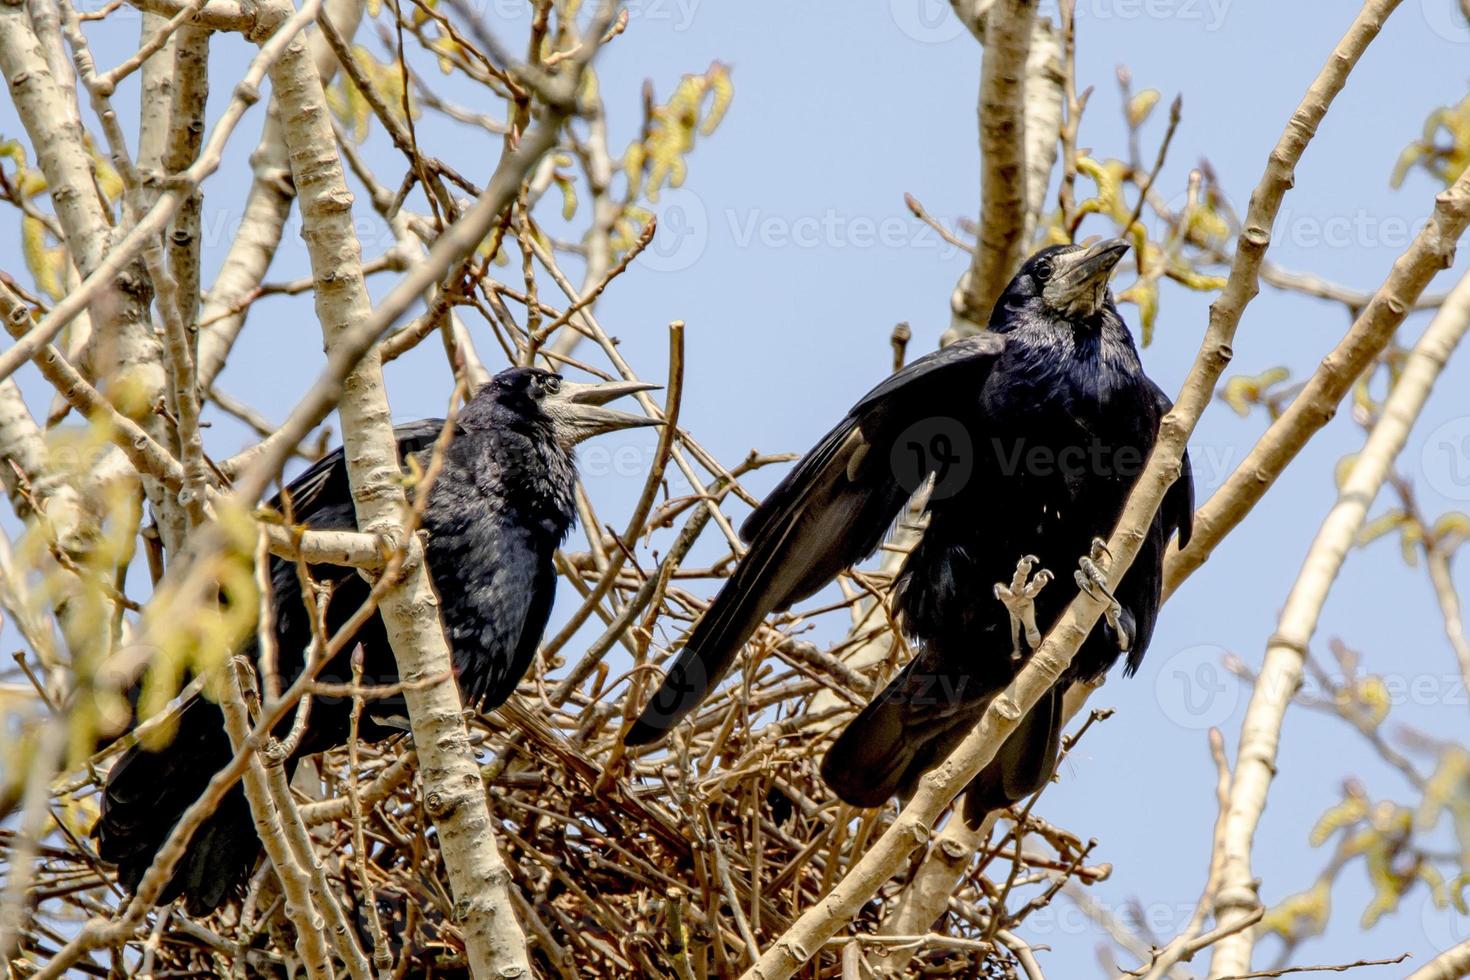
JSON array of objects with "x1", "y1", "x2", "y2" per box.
[{"x1": 5, "y1": 0, "x2": 1470, "y2": 974}]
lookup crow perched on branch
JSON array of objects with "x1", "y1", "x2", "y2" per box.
[
  {"x1": 96, "y1": 368, "x2": 658, "y2": 912},
  {"x1": 626, "y1": 240, "x2": 1193, "y2": 823}
]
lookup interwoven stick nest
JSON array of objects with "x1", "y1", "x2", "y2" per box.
[{"x1": 7, "y1": 442, "x2": 1111, "y2": 978}]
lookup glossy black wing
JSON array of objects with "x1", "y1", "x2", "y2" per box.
[
  {"x1": 1145, "y1": 380, "x2": 1194, "y2": 548},
  {"x1": 1116, "y1": 380, "x2": 1195, "y2": 676},
  {"x1": 267, "y1": 419, "x2": 449, "y2": 530},
  {"x1": 263, "y1": 418, "x2": 452, "y2": 694},
  {"x1": 625, "y1": 334, "x2": 1006, "y2": 745}
]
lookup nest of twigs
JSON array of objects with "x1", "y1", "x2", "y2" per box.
[{"x1": 7, "y1": 550, "x2": 1110, "y2": 979}]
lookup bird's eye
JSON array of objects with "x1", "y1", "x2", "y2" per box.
[
  {"x1": 1033, "y1": 258, "x2": 1055, "y2": 281},
  {"x1": 542, "y1": 375, "x2": 562, "y2": 396}
]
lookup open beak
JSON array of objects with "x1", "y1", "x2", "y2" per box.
[
  {"x1": 1042, "y1": 238, "x2": 1130, "y2": 319},
  {"x1": 545, "y1": 378, "x2": 662, "y2": 447}
]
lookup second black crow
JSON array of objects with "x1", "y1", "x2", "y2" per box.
[{"x1": 97, "y1": 368, "x2": 658, "y2": 910}]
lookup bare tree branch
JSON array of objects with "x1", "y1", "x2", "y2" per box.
[
  {"x1": 1207, "y1": 266, "x2": 1470, "y2": 976},
  {"x1": 949, "y1": 0, "x2": 1036, "y2": 335},
  {"x1": 1165, "y1": 162, "x2": 1470, "y2": 601},
  {"x1": 255, "y1": 0, "x2": 538, "y2": 963},
  {"x1": 1407, "y1": 938, "x2": 1470, "y2": 980},
  {"x1": 195, "y1": 0, "x2": 366, "y2": 390}
]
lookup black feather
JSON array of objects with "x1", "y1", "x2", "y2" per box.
[
  {"x1": 95, "y1": 368, "x2": 589, "y2": 910},
  {"x1": 624, "y1": 334, "x2": 1005, "y2": 745},
  {"x1": 628, "y1": 244, "x2": 1195, "y2": 820}
]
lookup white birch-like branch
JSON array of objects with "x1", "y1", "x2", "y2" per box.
[
  {"x1": 949, "y1": 0, "x2": 1034, "y2": 335},
  {"x1": 1407, "y1": 937, "x2": 1470, "y2": 980},
  {"x1": 196, "y1": 0, "x2": 365, "y2": 390},
  {"x1": 1019, "y1": 16, "x2": 1062, "y2": 247},
  {"x1": 868, "y1": 811, "x2": 996, "y2": 977},
  {"x1": 1206, "y1": 268, "x2": 1470, "y2": 977},
  {"x1": 1165, "y1": 164, "x2": 1470, "y2": 600},
  {"x1": 126, "y1": 0, "x2": 258, "y2": 33},
  {"x1": 219, "y1": 658, "x2": 336, "y2": 980},
  {"x1": 162, "y1": 24, "x2": 210, "y2": 325},
  {"x1": 249, "y1": 0, "x2": 622, "y2": 970}
]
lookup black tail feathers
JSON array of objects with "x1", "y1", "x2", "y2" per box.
[
  {"x1": 821, "y1": 669, "x2": 1066, "y2": 827},
  {"x1": 94, "y1": 696, "x2": 261, "y2": 914},
  {"x1": 960, "y1": 682, "x2": 1064, "y2": 824},
  {"x1": 820, "y1": 686, "x2": 932, "y2": 808}
]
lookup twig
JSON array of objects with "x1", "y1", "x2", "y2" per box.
[{"x1": 1217, "y1": 952, "x2": 1410, "y2": 979}]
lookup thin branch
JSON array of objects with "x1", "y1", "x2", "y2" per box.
[
  {"x1": 1207, "y1": 265, "x2": 1470, "y2": 974},
  {"x1": 1165, "y1": 160, "x2": 1470, "y2": 600},
  {"x1": 1217, "y1": 953, "x2": 1410, "y2": 979}
]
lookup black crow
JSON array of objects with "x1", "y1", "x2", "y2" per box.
[
  {"x1": 625, "y1": 240, "x2": 1193, "y2": 824},
  {"x1": 96, "y1": 368, "x2": 658, "y2": 911}
]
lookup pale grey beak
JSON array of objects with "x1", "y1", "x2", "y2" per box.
[
  {"x1": 1042, "y1": 238, "x2": 1130, "y2": 319},
  {"x1": 545, "y1": 378, "x2": 662, "y2": 446}
]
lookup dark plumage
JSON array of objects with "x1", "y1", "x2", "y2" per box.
[
  {"x1": 626, "y1": 240, "x2": 1194, "y2": 824},
  {"x1": 96, "y1": 368, "x2": 657, "y2": 912}
]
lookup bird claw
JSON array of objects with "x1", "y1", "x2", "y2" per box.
[
  {"x1": 1073, "y1": 538, "x2": 1130, "y2": 651},
  {"x1": 995, "y1": 554, "x2": 1053, "y2": 662}
]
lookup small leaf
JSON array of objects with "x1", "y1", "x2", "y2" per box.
[
  {"x1": 1126, "y1": 88, "x2": 1161, "y2": 129},
  {"x1": 1352, "y1": 675, "x2": 1391, "y2": 726},
  {"x1": 1219, "y1": 366, "x2": 1289, "y2": 417},
  {"x1": 1116, "y1": 279, "x2": 1158, "y2": 346},
  {"x1": 1432, "y1": 511, "x2": 1470, "y2": 548},
  {"x1": 623, "y1": 62, "x2": 734, "y2": 203},
  {"x1": 1399, "y1": 520, "x2": 1423, "y2": 566},
  {"x1": 1259, "y1": 879, "x2": 1331, "y2": 940},
  {"x1": 22, "y1": 214, "x2": 67, "y2": 301},
  {"x1": 555, "y1": 174, "x2": 578, "y2": 221},
  {"x1": 1355, "y1": 509, "x2": 1406, "y2": 548},
  {"x1": 1310, "y1": 795, "x2": 1368, "y2": 847}
]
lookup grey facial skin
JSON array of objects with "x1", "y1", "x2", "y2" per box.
[
  {"x1": 541, "y1": 377, "x2": 662, "y2": 448},
  {"x1": 1041, "y1": 238, "x2": 1131, "y2": 319}
]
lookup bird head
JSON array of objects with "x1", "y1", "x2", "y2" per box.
[
  {"x1": 991, "y1": 238, "x2": 1131, "y2": 328},
  {"x1": 467, "y1": 367, "x2": 661, "y2": 449}
]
